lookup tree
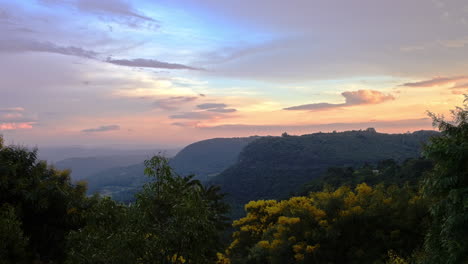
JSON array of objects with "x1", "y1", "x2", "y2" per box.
[
  {"x1": 224, "y1": 184, "x2": 428, "y2": 264},
  {"x1": 0, "y1": 205, "x2": 29, "y2": 264},
  {"x1": 66, "y1": 155, "x2": 229, "y2": 264},
  {"x1": 421, "y1": 95, "x2": 468, "y2": 263},
  {"x1": 0, "y1": 137, "x2": 92, "y2": 263}
]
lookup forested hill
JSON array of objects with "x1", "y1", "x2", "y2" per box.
[
  {"x1": 210, "y1": 129, "x2": 439, "y2": 215},
  {"x1": 169, "y1": 136, "x2": 259, "y2": 181}
]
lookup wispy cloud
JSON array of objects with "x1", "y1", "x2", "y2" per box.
[
  {"x1": 0, "y1": 107, "x2": 25, "y2": 113},
  {"x1": 0, "y1": 39, "x2": 97, "y2": 58},
  {"x1": 106, "y1": 58, "x2": 204, "y2": 70},
  {"x1": 402, "y1": 76, "x2": 468, "y2": 87},
  {"x1": 39, "y1": 0, "x2": 158, "y2": 28},
  {"x1": 81, "y1": 125, "x2": 120, "y2": 133},
  {"x1": 452, "y1": 82, "x2": 468, "y2": 89},
  {"x1": 0, "y1": 107, "x2": 36, "y2": 130},
  {"x1": 196, "y1": 103, "x2": 237, "y2": 113},
  {"x1": 153, "y1": 96, "x2": 198, "y2": 110},
  {"x1": 451, "y1": 82, "x2": 468, "y2": 94},
  {"x1": 0, "y1": 123, "x2": 34, "y2": 130},
  {"x1": 75, "y1": 0, "x2": 156, "y2": 22},
  {"x1": 206, "y1": 108, "x2": 237, "y2": 113},
  {"x1": 284, "y1": 90, "x2": 394, "y2": 111},
  {"x1": 197, "y1": 103, "x2": 227, "y2": 109},
  {"x1": 169, "y1": 112, "x2": 214, "y2": 120},
  {"x1": 171, "y1": 121, "x2": 200, "y2": 127}
]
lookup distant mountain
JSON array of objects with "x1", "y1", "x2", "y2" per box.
[
  {"x1": 54, "y1": 155, "x2": 151, "y2": 180},
  {"x1": 209, "y1": 129, "x2": 439, "y2": 217},
  {"x1": 38, "y1": 147, "x2": 179, "y2": 163},
  {"x1": 82, "y1": 137, "x2": 259, "y2": 201},
  {"x1": 169, "y1": 137, "x2": 259, "y2": 181}
]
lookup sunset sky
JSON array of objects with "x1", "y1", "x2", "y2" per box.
[{"x1": 1, "y1": 0, "x2": 467, "y2": 148}]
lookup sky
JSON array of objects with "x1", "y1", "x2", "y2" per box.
[{"x1": 0, "y1": 0, "x2": 467, "y2": 148}]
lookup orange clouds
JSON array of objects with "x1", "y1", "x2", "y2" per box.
[
  {"x1": 341, "y1": 90, "x2": 395, "y2": 105},
  {"x1": 284, "y1": 89, "x2": 394, "y2": 111},
  {"x1": 402, "y1": 76, "x2": 468, "y2": 87},
  {"x1": 0, "y1": 107, "x2": 35, "y2": 130},
  {"x1": 0, "y1": 122, "x2": 34, "y2": 130}
]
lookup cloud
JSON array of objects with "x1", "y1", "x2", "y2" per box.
[
  {"x1": 153, "y1": 96, "x2": 198, "y2": 110},
  {"x1": 81, "y1": 125, "x2": 120, "y2": 133},
  {"x1": 402, "y1": 76, "x2": 468, "y2": 87},
  {"x1": 342, "y1": 90, "x2": 395, "y2": 104},
  {"x1": 284, "y1": 102, "x2": 340, "y2": 111},
  {"x1": 0, "y1": 107, "x2": 25, "y2": 113},
  {"x1": 39, "y1": 0, "x2": 158, "y2": 28},
  {"x1": 0, "y1": 107, "x2": 36, "y2": 130},
  {"x1": 206, "y1": 108, "x2": 237, "y2": 113},
  {"x1": 169, "y1": 112, "x2": 214, "y2": 120},
  {"x1": 451, "y1": 82, "x2": 468, "y2": 89},
  {"x1": 451, "y1": 82, "x2": 468, "y2": 94},
  {"x1": 106, "y1": 58, "x2": 203, "y2": 70},
  {"x1": 171, "y1": 121, "x2": 200, "y2": 127},
  {"x1": 75, "y1": 0, "x2": 156, "y2": 22},
  {"x1": 0, "y1": 39, "x2": 97, "y2": 58},
  {"x1": 0, "y1": 122, "x2": 34, "y2": 130},
  {"x1": 284, "y1": 90, "x2": 394, "y2": 111},
  {"x1": 197, "y1": 103, "x2": 227, "y2": 109},
  {"x1": 196, "y1": 103, "x2": 237, "y2": 113}
]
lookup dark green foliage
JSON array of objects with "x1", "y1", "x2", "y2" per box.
[
  {"x1": 66, "y1": 197, "x2": 142, "y2": 264},
  {"x1": 421, "y1": 96, "x2": 468, "y2": 264},
  {"x1": 0, "y1": 139, "x2": 93, "y2": 263},
  {"x1": 300, "y1": 158, "x2": 433, "y2": 194},
  {"x1": 0, "y1": 205, "x2": 29, "y2": 264},
  {"x1": 84, "y1": 163, "x2": 147, "y2": 199},
  {"x1": 66, "y1": 156, "x2": 230, "y2": 264},
  {"x1": 211, "y1": 130, "x2": 437, "y2": 218}
]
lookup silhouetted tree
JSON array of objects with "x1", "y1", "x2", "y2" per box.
[{"x1": 421, "y1": 95, "x2": 468, "y2": 263}]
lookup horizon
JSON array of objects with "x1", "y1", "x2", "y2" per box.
[
  {"x1": 1, "y1": 0, "x2": 466, "y2": 148},
  {"x1": 4, "y1": 126, "x2": 437, "y2": 150}
]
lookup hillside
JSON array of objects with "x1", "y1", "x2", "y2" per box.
[
  {"x1": 83, "y1": 137, "x2": 259, "y2": 201},
  {"x1": 84, "y1": 163, "x2": 147, "y2": 202},
  {"x1": 169, "y1": 136, "x2": 259, "y2": 181},
  {"x1": 209, "y1": 129, "x2": 439, "y2": 217}
]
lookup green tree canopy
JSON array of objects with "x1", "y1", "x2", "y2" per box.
[
  {"x1": 66, "y1": 155, "x2": 230, "y2": 264},
  {"x1": 421, "y1": 95, "x2": 468, "y2": 263},
  {"x1": 0, "y1": 138, "x2": 92, "y2": 263}
]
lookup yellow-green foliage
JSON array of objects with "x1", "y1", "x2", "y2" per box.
[{"x1": 225, "y1": 183, "x2": 428, "y2": 264}]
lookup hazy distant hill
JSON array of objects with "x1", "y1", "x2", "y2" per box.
[
  {"x1": 38, "y1": 147, "x2": 179, "y2": 163},
  {"x1": 54, "y1": 155, "x2": 151, "y2": 180},
  {"x1": 83, "y1": 137, "x2": 259, "y2": 201},
  {"x1": 209, "y1": 129, "x2": 439, "y2": 217},
  {"x1": 45, "y1": 147, "x2": 178, "y2": 181}
]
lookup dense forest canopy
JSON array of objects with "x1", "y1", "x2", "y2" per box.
[{"x1": 210, "y1": 129, "x2": 438, "y2": 218}]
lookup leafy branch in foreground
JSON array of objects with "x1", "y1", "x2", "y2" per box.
[{"x1": 421, "y1": 95, "x2": 468, "y2": 263}]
